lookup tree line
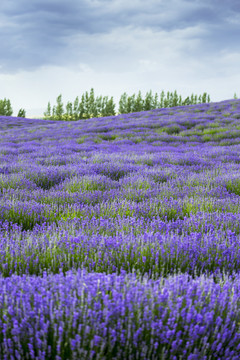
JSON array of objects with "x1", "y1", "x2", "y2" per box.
[
  {"x1": 0, "y1": 92, "x2": 239, "y2": 120},
  {"x1": 43, "y1": 89, "x2": 212, "y2": 121},
  {"x1": 0, "y1": 98, "x2": 26, "y2": 117}
]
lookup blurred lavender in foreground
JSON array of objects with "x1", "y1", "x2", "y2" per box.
[{"x1": 0, "y1": 270, "x2": 240, "y2": 359}]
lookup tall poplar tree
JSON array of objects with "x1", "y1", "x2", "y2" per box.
[
  {"x1": 160, "y1": 91, "x2": 165, "y2": 108},
  {"x1": 66, "y1": 101, "x2": 73, "y2": 118},
  {"x1": 52, "y1": 105, "x2": 56, "y2": 117},
  {"x1": 202, "y1": 92, "x2": 207, "y2": 103},
  {"x1": 17, "y1": 109, "x2": 26, "y2": 118},
  {"x1": 78, "y1": 95, "x2": 85, "y2": 119},
  {"x1": 84, "y1": 91, "x2": 90, "y2": 118},
  {"x1": 105, "y1": 96, "x2": 116, "y2": 116},
  {"x1": 126, "y1": 94, "x2": 135, "y2": 113},
  {"x1": 133, "y1": 91, "x2": 144, "y2": 112},
  {"x1": 101, "y1": 96, "x2": 109, "y2": 117},
  {"x1": 55, "y1": 94, "x2": 64, "y2": 119},
  {"x1": 190, "y1": 93, "x2": 194, "y2": 104},
  {"x1": 163, "y1": 97, "x2": 169, "y2": 108},
  {"x1": 89, "y1": 88, "x2": 98, "y2": 117},
  {"x1": 178, "y1": 95, "x2": 182, "y2": 106},
  {"x1": 172, "y1": 90, "x2": 179, "y2": 107},
  {"x1": 44, "y1": 102, "x2": 51, "y2": 118},
  {"x1": 73, "y1": 96, "x2": 79, "y2": 120},
  {"x1": 169, "y1": 92, "x2": 174, "y2": 107},
  {"x1": 153, "y1": 93, "x2": 159, "y2": 109},
  {"x1": 183, "y1": 96, "x2": 190, "y2": 105},
  {"x1": 95, "y1": 95, "x2": 103, "y2": 117},
  {"x1": 166, "y1": 92, "x2": 170, "y2": 107},
  {"x1": 0, "y1": 98, "x2": 13, "y2": 116},
  {"x1": 144, "y1": 90, "x2": 153, "y2": 111},
  {"x1": 119, "y1": 92, "x2": 128, "y2": 114}
]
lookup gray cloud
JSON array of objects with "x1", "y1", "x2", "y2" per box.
[{"x1": 0, "y1": 0, "x2": 239, "y2": 74}]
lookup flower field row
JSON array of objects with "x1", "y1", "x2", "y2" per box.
[
  {"x1": 0, "y1": 99, "x2": 240, "y2": 358},
  {"x1": 0, "y1": 270, "x2": 240, "y2": 360}
]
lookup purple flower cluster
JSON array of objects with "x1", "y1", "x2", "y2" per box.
[
  {"x1": 0, "y1": 270, "x2": 240, "y2": 359},
  {"x1": 0, "y1": 98, "x2": 240, "y2": 358}
]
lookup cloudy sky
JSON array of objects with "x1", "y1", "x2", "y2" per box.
[{"x1": 0, "y1": 0, "x2": 240, "y2": 118}]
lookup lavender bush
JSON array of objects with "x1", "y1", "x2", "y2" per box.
[{"x1": 0, "y1": 98, "x2": 240, "y2": 359}]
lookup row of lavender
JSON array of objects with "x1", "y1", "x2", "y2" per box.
[{"x1": 0, "y1": 99, "x2": 240, "y2": 359}]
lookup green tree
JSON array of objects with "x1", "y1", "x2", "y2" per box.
[
  {"x1": 169, "y1": 92, "x2": 174, "y2": 107},
  {"x1": 207, "y1": 94, "x2": 211, "y2": 102},
  {"x1": 172, "y1": 90, "x2": 179, "y2": 107},
  {"x1": 202, "y1": 92, "x2": 207, "y2": 103},
  {"x1": 160, "y1": 90, "x2": 165, "y2": 108},
  {"x1": 101, "y1": 96, "x2": 110, "y2": 117},
  {"x1": 78, "y1": 94, "x2": 85, "y2": 119},
  {"x1": 55, "y1": 94, "x2": 64, "y2": 119},
  {"x1": 190, "y1": 93, "x2": 194, "y2": 104},
  {"x1": 66, "y1": 101, "x2": 73, "y2": 119},
  {"x1": 5, "y1": 99, "x2": 13, "y2": 116},
  {"x1": 166, "y1": 91, "x2": 171, "y2": 107},
  {"x1": 178, "y1": 95, "x2": 182, "y2": 106},
  {"x1": 95, "y1": 95, "x2": 103, "y2": 117},
  {"x1": 144, "y1": 90, "x2": 153, "y2": 110},
  {"x1": 119, "y1": 92, "x2": 128, "y2": 114},
  {"x1": 198, "y1": 95, "x2": 202, "y2": 104},
  {"x1": 167, "y1": 92, "x2": 171, "y2": 107},
  {"x1": 17, "y1": 108, "x2": 26, "y2": 118},
  {"x1": 0, "y1": 98, "x2": 13, "y2": 116},
  {"x1": 153, "y1": 92, "x2": 159, "y2": 109},
  {"x1": 73, "y1": 96, "x2": 80, "y2": 120},
  {"x1": 88, "y1": 88, "x2": 98, "y2": 117},
  {"x1": 44, "y1": 101, "x2": 51, "y2": 118},
  {"x1": 52, "y1": 105, "x2": 56, "y2": 118},
  {"x1": 126, "y1": 94, "x2": 135, "y2": 113},
  {"x1": 183, "y1": 96, "x2": 190, "y2": 105},
  {"x1": 163, "y1": 91, "x2": 171, "y2": 108},
  {"x1": 105, "y1": 96, "x2": 116, "y2": 116},
  {"x1": 133, "y1": 91, "x2": 144, "y2": 112},
  {"x1": 84, "y1": 91, "x2": 90, "y2": 118},
  {"x1": 234, "y1": 93, "x2": 238, "y2": 99},
  {"x1": 163, "y1": 97, "x2": 169, "y2": 108}
]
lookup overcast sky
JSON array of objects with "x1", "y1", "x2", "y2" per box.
[{"x1": 0, "y1": 0, "x2": 240, "y2": 118}]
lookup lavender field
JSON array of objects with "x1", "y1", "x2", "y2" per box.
[{"x1": 1, "y1": 99, "x2": 240, "y2": 359}]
